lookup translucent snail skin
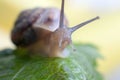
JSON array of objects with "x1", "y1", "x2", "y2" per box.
[{"x1": 11, "y1": 0, "x2": 99, "y2": 57}]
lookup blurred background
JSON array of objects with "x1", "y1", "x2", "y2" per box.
[{"x1": 0, "y1": 0, "x2": 120, "y2": 80}]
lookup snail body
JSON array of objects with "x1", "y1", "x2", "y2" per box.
[{"x1": 11, "y1": 0, "x2": 99, "y2": 57}]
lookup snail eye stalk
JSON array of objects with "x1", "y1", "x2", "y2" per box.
[
  {"x1": 59, "y1": 0, "x2": 65, "y2": 28},
  {"x1": 69, "y1": 16, "x2": 100, "y2": 33}
]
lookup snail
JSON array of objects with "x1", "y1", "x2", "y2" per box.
[{"x1": 11, "y1": 0, "x2": 99, "y2": 57}]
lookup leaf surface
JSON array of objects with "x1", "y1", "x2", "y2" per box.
[{"x1": 0, "y1": 44, "x2": 103, "y2": 80}]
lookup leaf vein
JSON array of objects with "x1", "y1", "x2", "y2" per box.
[{"x1": 11, "y1": 63, "x2": 27, "y2": 80}]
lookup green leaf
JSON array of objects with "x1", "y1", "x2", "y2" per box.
[{"x1": 0, "y1": 44, "x2": 103, "y2": 80}]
